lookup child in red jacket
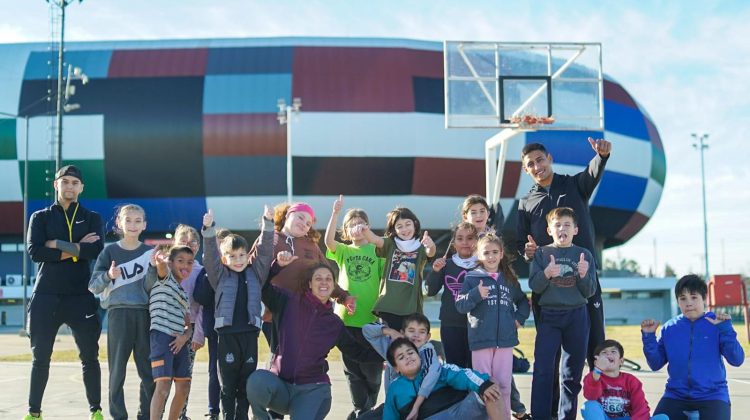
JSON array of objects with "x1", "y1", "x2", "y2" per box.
[{"x1": 581, "y1": 339, "x2": 667, "y2": 420}]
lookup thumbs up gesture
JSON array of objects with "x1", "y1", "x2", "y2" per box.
[
  {"x1": 107, "y1": 260, "x2": 121, "y2": 281},
  {"x1": 478, "y1": 279, "x2": 491, "y2": 299},
  {"x1": 421, "y1": 230, "x2": 435, "y2": 249},
  {"x1": 524, "y1": 235, "x2": 538, "y2": 259},
  {"x1": 203, "y1": 209, "x2": 214, "y2": 228},
  {"x1": 577, "y1": 253, "x2": 589, "y2": 278},
  {"x1": 588, "y1": 137, "x2": 612, "y2": 157},
  {"x1": 544, "y1": 255, "x2": 561, "y2": 279}
]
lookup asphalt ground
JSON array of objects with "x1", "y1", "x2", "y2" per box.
[{"x1": 0, "y1": 332, "x2": 748, "y2": 419}]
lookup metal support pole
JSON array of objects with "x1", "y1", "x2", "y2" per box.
[
  {"x1": 55, "y1": 1, "x2": 66, "y2": 172},
  {"x1": 692, "y1": 133, "x2": 710, "y2": 280},
  {"x1": 22, "y1": 115, "x2": 29, "y2": 335},
  {"x1": 286, "y1": 105, "x2": 293, "y2": 203}
]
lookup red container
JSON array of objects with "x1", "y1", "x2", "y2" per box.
[{"x1": 708, "y1": 274, "x2": 747, "y2": 307}]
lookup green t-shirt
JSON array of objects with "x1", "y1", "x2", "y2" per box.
[
  {"x1": 372, "y1": 238, "x2": 428, "y2": 316},
  {"x1": 326, "y1": 242, "x2": 382, "y2": 327}
]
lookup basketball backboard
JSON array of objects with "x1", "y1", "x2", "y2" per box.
[{"x1": 444, "y1": 41, "x2": 603, "y2": 131}]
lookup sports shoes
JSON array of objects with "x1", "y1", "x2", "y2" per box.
[
  {"x1": 23, "y1": 413, "x2": 43, "y2": 420},
  {"x1": 90, "y1": 409, "x2": 104, "y2": 420}
]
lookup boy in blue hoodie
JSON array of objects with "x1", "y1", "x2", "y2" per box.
[
  {"x1": 383, "y1": 337, "x2": 507, "y2": 420},
  {"x1": 641, "y1": 274, "x2": 744, "y2": 420}
]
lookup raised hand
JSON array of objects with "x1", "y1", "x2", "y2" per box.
[
  {"x1": 276, "y1": 251, "x2": 299, "y2": 267},
  {"x1": 544, "y1": 255, "x2": 561, "y2": 279},
  {"x1": 432, "y1": 257, "x2": 447, "y2": 272},
  {"x1": 151, "y1": 248, "x2": 169, "y2": 269},
  {"x1": 263, "y1": 205, "x2": 273, "y2": 220},
  {"x1": 421, "y1": 230, "x2": 435, "y2": 249},
  {"x1": 524, "y1": 235, "x2": 538, "y2": 259},
  {"x1": 478, "y1": 279, "x2": 491, "y2": 299},
  {"x1": 203, "y1": 209, "x2": 214, "y2": 228},
  {"x1": 577, "y1": 253, "x2": 589, "y2": 278},
  {"x1": 332, "y1": 194, "x2": 344, "y2": 213},
  {"x1": 107, "y1": 260, "x2": 121, "y2": 281},
  {"x1": 588, "y1": 137, "x2": 612, "y2": 157},
  {"x1": 641, "y1": 319, "x2": 660, "y2": 333},
  {"x1": 706, "y1": 312, "x2": 732, "y2": 325}
]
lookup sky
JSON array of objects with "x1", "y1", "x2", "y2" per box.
[{"x1": 1, "y1": 0, "x2": 748, "y2": 278}]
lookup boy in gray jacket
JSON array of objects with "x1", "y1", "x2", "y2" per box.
[
  {"x1": 202, "y1": 206, "x2": 292, "y2": 420},
  {"x1": 528, "y1": 207, "x2": 596, "y2": 420}
]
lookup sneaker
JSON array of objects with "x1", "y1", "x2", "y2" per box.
[
  {"x1": 23, "y1": 414, "x2": 43, "y2": 420},
  {"x1": 90, "y1": 409, "x2": 104, "y2": 420},
  {"x1": 205, "y1": 415, "x2": 219, "y2": 420}
]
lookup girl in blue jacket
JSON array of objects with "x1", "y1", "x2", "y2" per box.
[
  {"x1": 641, "y1": 274, "x2": 744, "y2": 420},
  {"x1": 456, "y1": 234, "x2": 530, "y2": 419}
]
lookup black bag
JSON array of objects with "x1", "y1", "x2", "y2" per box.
[{"x1": 512, "y1": 347, "x2": 530, "y2": 373}]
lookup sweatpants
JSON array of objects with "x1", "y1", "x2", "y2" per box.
[
  {"x1": 218, "y1": 330, "x2": 259, "y2": 420},
  {"x1": 246, "y1": 369, "x2": 332, "y2": 420},
  {"x1": 206, "y1": 330, "x2": 221, "y2": 416},
  {"x1": 342, "y1": 327, "x2": 383, "y2": 419},
  {"x1": 27, "y1": 292, "x2": 102, "y2": 414},
  {"x1": 107, "y1": 307, "x2": 154, "y2": 420},
  {"x1": 440, "y1": 325, "x2": 471, "y2": 368},
  {"x1": 586, "y1": 279, "x2": 606, "y2": 368},
  {"x1": 531, "y1": 306, "x2": 589, "y2": 420},
  {"x1": 472, "y1": 347, "x2": 513, "y2": 418},
  {"x1": 654, "y1": 397, "x2": 730, "y2": 420},
  {"x1": 531, "y1": 280, "x2": 605, "y2": 416}
]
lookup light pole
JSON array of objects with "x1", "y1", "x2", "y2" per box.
[
  {"x1": 0, "y1": 111, "x2": 30, "y2": 333},
  {"x1": 48, "y1": 0, "x2": 84, "y2": 171},
  {"x1": 277, "y1": 98, "x2": 302, "y2": 203},
  {"x1": 692, "y1": 133, "x2": 710, "y2": 280}
]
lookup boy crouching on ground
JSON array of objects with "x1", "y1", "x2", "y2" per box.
[{"x1": 383, "y1": 337, "x2": 508, "y2": 420}]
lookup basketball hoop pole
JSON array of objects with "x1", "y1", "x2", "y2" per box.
[{"x1": 485, "y1": 128, "x2": 530, "y2": 206}]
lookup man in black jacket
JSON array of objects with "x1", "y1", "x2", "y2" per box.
[
  {"x1": 25, "y1": 165, "x2": 105, "y2": 420},
  {"x1": 516, "y1": 138, "x2": 611, "y2": 420}
]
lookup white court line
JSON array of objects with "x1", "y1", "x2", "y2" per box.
[
  {"x1": 729, "y1": 378, "x2": 750, "y2": 385},
  {"x1": 0, "y1": 376, "x2": 25, "y2": 383}
]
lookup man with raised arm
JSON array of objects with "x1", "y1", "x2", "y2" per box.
[{"x1": 516, "y1": 138, "x2": 611, "y2": 419}]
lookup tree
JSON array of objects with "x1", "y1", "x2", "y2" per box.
[
  {"x1": 664, "y1": 264, "x2": 676, "y2": 278},
  {"x1": 603, "y1": 258, "x2": 643, "y2": 277}
]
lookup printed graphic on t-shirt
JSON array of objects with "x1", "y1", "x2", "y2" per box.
[
  {"x1": 599, "y1": 384, "x2": 631, "y2": 417},
  {"x1": 387, "y1": 249, "x2": 418, "y2": 285},
  {"x1": 550, "y1": 256, "x2": 577, "y2": 288},
  {"x1": 345, "y1": 254, "x2": 376, "y2": 282}
]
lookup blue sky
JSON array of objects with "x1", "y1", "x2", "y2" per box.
[{"x1": 2, "y1": 0, "x2": 748, "y2": 277}]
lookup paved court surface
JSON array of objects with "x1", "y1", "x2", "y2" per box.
[{"x1": 1, "y1": 332, "x2": 749, "y2": 419}]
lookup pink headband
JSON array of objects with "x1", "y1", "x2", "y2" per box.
[{"x1": 287, "y1": 202, "x2": 315, "y2": 220}]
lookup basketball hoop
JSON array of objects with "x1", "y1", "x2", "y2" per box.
[{"x1": 509, "y1": 114, "x2": 555, "y2": 129}]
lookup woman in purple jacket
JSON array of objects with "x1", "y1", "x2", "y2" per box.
[{"x1": 246, "y1": 263, "x2": 380, "y2": 420}]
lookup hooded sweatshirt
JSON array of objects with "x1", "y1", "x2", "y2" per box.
[
  {"x1": 455, "y1": 268, "x2": 530, "y2": 350},
  {"x1": 642, "y1": 312, "x2": 744, "y2": 403}
]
